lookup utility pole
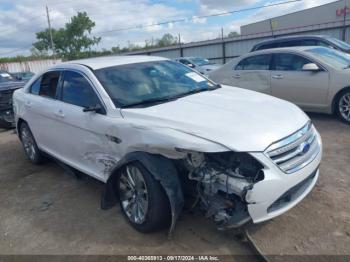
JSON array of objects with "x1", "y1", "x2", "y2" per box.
[
  {"x1": 178, "y1": 33, "x2": 183, "y2": 57},
  {"x1": 342, "y1": 5, "x2": 347, "y2": 41},
  {"x1": 46, "y1": 5, "x2": 56, "y2": 58},
  {"x1": 269, "y1": 19, "x2": 275, "y2": 38},
  {"x1": 221, "y1": 27, "x2": 226, "y2": 64}
]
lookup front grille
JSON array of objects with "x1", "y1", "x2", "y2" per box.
[
  {"x1": 0, "y1": 90, "x2": 15, "y2": 110},
  {"x1": 265, "y1": 122, "x2": 320, "y2": 173}
]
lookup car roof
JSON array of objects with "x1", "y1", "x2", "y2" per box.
[
  {"x1": 58, "y1": 55, "x2": 168, "y2": 70},
  {"x1": 248, "y1": 46, "x2": 325, "y2": 55},
  {"x1": 254, "y1": 35, "x2": 331, "y2": 46}
]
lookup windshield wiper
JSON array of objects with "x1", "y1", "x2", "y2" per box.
[
  {"x1": 121, "y1": 96, "x2": 179, "y2": 108},
  {"x1": 177, "y1": 84, "x2": 221, "y2": 97}
]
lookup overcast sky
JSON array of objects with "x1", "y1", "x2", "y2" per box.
[{"x1": 0, "y1": 0, "x2": 337, "y2": 57}]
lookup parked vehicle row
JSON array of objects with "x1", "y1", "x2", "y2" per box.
[
  {"x1": 174, "y1": 57, "x2": 220, "y2": 75},
  {"x1": 0, "y1": 71, "x2": 27, "y2": 128},
  {"x1": 250, "y1": 35, "x2": 350, "y2": 53},
  {"x1": 13, "y1": 56, "x2": 322, "y2": 233},
  {"x1": 209, "y1": 46, "x2": 350, "y2": 124}
]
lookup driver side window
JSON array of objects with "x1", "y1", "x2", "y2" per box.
[
  {"x1": 272, "y1": 53, "x2": 312, "y2": 71},
  {"x1": 61, "y1": 71, "x2": 101, "y2": 109}
]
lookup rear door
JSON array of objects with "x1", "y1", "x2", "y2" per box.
[
  {"x1": 231, "y1": 54, "x2": 272, "y2": 94},
  {"x1": 270, "y1": 53, "x2": 330, "y2": 109},
  {"x1": 24, "y1": 71, "x2": 64, "y2": 154}
]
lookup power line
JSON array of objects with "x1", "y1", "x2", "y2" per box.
[{"x1": 93, "y1": 0, "x2": 303, "y2": 36}]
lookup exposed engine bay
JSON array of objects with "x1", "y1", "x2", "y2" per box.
[{"x1": 179, "y1": 151, "x2": 264, "y2": 229}]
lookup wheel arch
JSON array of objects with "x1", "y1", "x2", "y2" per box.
[
  {"x1": 101, "y1": 151, "x2": 184, "y2": 235},
  {"x1": 16, "y1": 118, "x2": 27, "y2": 140},
  {"x1": 332, "y1": 86, "x2": 350, "y2": 114}
]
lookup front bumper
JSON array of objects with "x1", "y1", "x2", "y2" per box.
[
  {"x1": 0, "y1": 107, "x2": 14, "y2": 125},
  {"x1": 246, "y1": 133, "x2": 322, "y2": 223}
]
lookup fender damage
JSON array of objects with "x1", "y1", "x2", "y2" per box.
[{"x1": 100, "y1": 125, "x2": 265, "y2": 234}]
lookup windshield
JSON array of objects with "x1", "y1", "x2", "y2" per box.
[
  {"x1": 327, "y1": 37, "x2": 350, "y2": 50},
  {"x1": 306, "y1": 47, "x2": 350, "y2": 69},
  {"x1": 94, "y1": 60, "x2": 218, "y2": 107},
  {"x1": 190, "y1": 57, "x2": 211, "y2": 66}
]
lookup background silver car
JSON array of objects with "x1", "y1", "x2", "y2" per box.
[{"x1": 209, "y1": 46, "x2": 350, "y2": 124}]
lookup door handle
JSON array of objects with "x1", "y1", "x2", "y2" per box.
[
  {"x1": 272, "y1": 74, "x2": 284, "y2": 79},
  {"x1": 54, "y1": 109, "x2": 65, "y2": 118},
  {"x1": 232, "y1": 74, "x2": 241, "y2": 79}
]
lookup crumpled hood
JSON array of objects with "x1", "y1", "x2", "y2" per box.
[
  {"x1": 0, "y1": 81, "x2": 25, "y2": 92},
  {"x1": 122, "y1": 86, "x2": 309, "y2": 152}
]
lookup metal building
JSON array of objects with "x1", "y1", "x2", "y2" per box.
[{"x1": 126, "y1": 0, "x2": 350, "y2": 64}]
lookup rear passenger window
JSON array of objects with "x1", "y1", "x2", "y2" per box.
[
  {"x1": 30, "y1": 77, "x2": 41, "y2": 95},
  {"x1": 317, "y1": 41, "x2": 331, "y2": 48},
  {"x1": 39, "y1": 71, "x2": 60, "y2": 99},
  {"x1": 61, "y1": 71, "x2": 100, "y2": 108},
  {"x1": 257, "y1": 42, "x2": 280, "y2": 50},
  {"x1": 301, "y1": 40, "x2": 317, "y2": 46},
  {"x1": 179, "y1": 59, "x2": 190, "y2": 65},
  {"x1": 279, "y1": 40, "x2": 302, "y2": 47},
  {"x1": 273, "y1": 54, "x2": 312, "y2": 71},
  {"x1": 236, "y1": 55, "x2": 271, "y2": 70}
]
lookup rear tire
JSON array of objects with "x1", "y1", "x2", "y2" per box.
[
  {"x1": 117, "y1": 162, "x2": 171, "y2": 233},
  {"x1": 19, "y1": 122, "x2": 45, "y2": 164},
  {"x1": 335, "y1": 89, "x2": 350, "y2": 125}
]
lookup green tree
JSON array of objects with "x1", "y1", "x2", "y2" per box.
[
  {"x1": 156, "y1": 33, "x2": 178, "y2": 47},
  {"x1": 33, "y1": 12, "x2": 101, "y2": 60},
  {"x1": 227, "y1": 31, "x2": 240, "y2": 38}
]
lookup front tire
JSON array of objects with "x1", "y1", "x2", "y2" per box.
[
  {"x1": 336, "y1": 89, "x2": 350, "y2": 125},
  {"x1": 19, "y1": 122, "x2": 44, "y2": 164},
  {"x1": 117, "y1": 162, "x2": 171, "y2": 233}
]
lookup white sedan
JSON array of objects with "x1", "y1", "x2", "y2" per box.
[{"x1": 13, "y1": 55, "x2": 322, "y2": 233}]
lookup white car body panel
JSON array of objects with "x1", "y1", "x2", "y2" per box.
[
  {"x1": 122, "y1": 85, "x2": 309, "y2": 152},
  {"x1": 13, "y1": 55, "x2": 322, "y2": 227}
]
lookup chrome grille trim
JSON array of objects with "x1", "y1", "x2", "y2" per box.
[{"x1": 265, "y1": 122, "x2": 320, "y2": 174}]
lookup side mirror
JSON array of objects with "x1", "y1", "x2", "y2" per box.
[
  {"x1": 83, "y1": 104, "x2": 103, "y2": 113},
  {"x1": 302, "y1": 63, "x2": 320, "y2": 71}
]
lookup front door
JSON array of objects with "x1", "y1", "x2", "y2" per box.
[
  {"x1": 52, "y1": 70, "x2": 120, "y2": 181},
  {"x1": 270, "y1": 53, "x2": 330, "y2": 110}
]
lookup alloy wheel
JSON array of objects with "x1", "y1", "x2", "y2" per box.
[
  {"x1": 21, "y1": 126, "x2": 36, "y2": 161},
  {"x1": 339, "y1": 92, "x2": 350, "y2": 122},
  {"x1": 119, "y1": 165, "x2": 149, "y2": 224}
]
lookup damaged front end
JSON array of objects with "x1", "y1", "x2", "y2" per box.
[
  {"x1": 0, "y1": 89, "x2": 16, "y2": 128},
  {"x1": 179, "y1": 150, "x2": 264, "y2": 230},
  {"x1": 0, "y1": 85, "x2": 24, "y2": 128}
]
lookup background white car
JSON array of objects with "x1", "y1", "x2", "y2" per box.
[
  {"x1": 209, "y1": 46, "x2": 350, "y2": 124},
  {"x1": 13, "y1": 56, "x2": 322, "y2": 233}
]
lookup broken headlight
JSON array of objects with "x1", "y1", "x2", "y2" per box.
[{"x1": 181, "y1": 150, "x2": 264, "y2": 183}]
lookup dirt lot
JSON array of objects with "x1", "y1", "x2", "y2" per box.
[{"x1": 0, "y1": 113, "x2": 349, "y2": 259}]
